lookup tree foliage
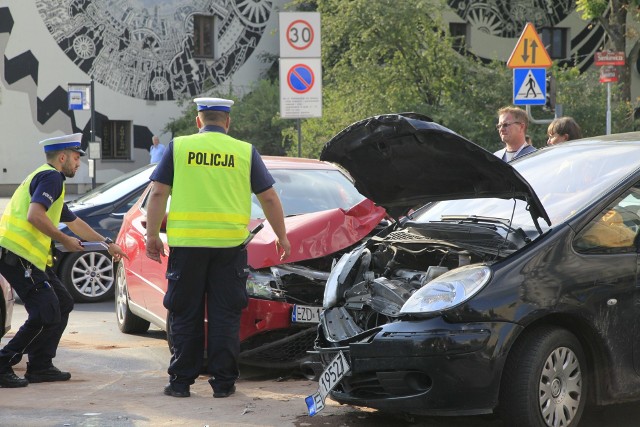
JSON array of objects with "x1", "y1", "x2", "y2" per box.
[
  {"x1": 576, "y1": 0, "x2": 640, "y2": 103},
  {"x1": 163, "y1": 65, "x2": 292, "y2": 156},
  {"x1": 164, "y1": 0, "x2": 637, "y2": 159},
  {"x1": 226, "y1": 79, "x2": 293, "y2": 155},
  {"x1": 552, "y1": 65, "x2": 635, "y2": 136}
]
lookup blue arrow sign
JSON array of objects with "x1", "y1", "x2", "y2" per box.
[{"x1": 513, "y1": 68, "x2": 546, "y2": 105}]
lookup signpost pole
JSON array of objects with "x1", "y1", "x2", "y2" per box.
[
  {"x1": 595, "y1": 51, "x2": 624, "y2": 135},
  {"x1": 297, "y1": 118, "x2": 302, "y2": 157},
  {"x1": 68, "y1": 81, "x2": 97, "y2": 190},
  {"x1": 607, "y1": 82, "x2": 612, "y2": 135},
  {"x1": 507, "y1": 23, "x2": 553, "y2": 125},
  {"x1": 279, "y1": 12, "x2": 322, "y2": 148},
  {"x1": 90, "y1": 79, "x2": 96, "y2": 189}
]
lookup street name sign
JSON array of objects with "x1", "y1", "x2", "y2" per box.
[
  {"x1": 594, "y1": 51, "x2": 625, "y2": 66},
  {"x1": 599, "y1": 66, "x2": 619, "y2": 83}
]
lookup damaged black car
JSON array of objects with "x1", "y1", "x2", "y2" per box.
[{"x1": 309, "y1": 113, "x2": 640, "y2": 427}]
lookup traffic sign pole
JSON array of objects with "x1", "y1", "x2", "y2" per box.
[
  {"x1": 68, "y1": 81, "x2": 97, "y2": 188},
  {"x1": 607, "y1": 82, "x2": 612, "y2": 135},
  {"x1": 595, "y1": 51, "x2": 624, "y2": 135},
  {"x1": 279, "y1": 12, "x2": 322, "y2": 156},
  {"x1": 507, "y1": 22, "x2": 553, "y2": 124}
]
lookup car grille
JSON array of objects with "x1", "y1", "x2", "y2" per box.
[
  {"x1": 281, "y1": 276, "x2": 325, "y2": 305},
  {"x1": 239, "y1": 327, "x2": 317, "y2": 368},
  {"x1": 385, "y1": 230, "x2": 429, "y2": 242},
  {"x1": 339, "y1": 370, "x2": 432, "y2": 398}
]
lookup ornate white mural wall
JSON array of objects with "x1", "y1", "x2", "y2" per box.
[
  {"x1": 36, "y1": 0, "x2": 274, "y2": 100},
  {"x1": 0, "y1": 0, "x2": 281, "y2": 192},
  {"x1": 0, "y1": 0, "x2": 624, "y2": 193},
  {"x1": 446, "y1": 0, "x2": 605, "y2": 72}
]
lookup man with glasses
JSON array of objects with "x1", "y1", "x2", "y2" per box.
[{"x1": 493, "y1": 106, "x2": 536, "y2": 162}]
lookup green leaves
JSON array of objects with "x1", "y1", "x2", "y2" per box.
[
  {"x1": 163, "y1": 1, "x2": 637, "y2": 159},
  {"x1": 575, "y1": 0, "x2": 609, "y2": 19}
]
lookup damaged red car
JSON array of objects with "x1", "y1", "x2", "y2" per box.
[{"x1": 114, "y1": 156, "x2": 386, "y2": 374}]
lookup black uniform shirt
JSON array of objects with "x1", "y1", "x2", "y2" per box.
[{"x1": 29, "y1": 167, "x2": 77, "y2": 223}]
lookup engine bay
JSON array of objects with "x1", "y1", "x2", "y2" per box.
[{"x1": 321, "y1": 221, "x2": 525, "y2": 342}]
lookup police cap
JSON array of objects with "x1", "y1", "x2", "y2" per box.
[
  {"x1": 194, "y1": 97, "x2": 234, "y2": 112},
  {"x1": 39, "y1": 133, "x2": 86, "y2": 156}
]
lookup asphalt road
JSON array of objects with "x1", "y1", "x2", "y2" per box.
[
  {"x1": 2, "y1": 197, "x2": 640, "y2": 426},
  {"x1": 1, "y1": 301, "x2": 342, "y2": 427},
  {"x1": 4, "y1": 302, "x2": 640, "y2": 427},
  {"x1": 0, "y1": 301, "x2": 506, "y2": 427}
]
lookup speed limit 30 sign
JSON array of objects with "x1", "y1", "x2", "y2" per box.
[
  {"x1": 279, "y1": 12, "x2": 321, "y2": 58},
  {"x1": 279, "y1": 12, "x2": 322, "y2": 119}
]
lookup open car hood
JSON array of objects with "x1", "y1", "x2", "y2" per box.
[
  {"x1": 247, "y1": 198, "x2": 387, "y2": 268},
  {"x1": 320, "y1": 113, "x2": 551, "y2": 225}
]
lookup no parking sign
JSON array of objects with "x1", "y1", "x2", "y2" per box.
[
  {"x1": 279, "y1": 58, "x2": 322, "y2": 118},
  {"x1": 279, "y1": 12, "x2": 322, "y2": 119}
]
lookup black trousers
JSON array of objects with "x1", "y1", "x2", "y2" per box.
[
  {"x1": 0, "y1": 251, "x2": 74, "y2": 372},
  {"x1": 163, "y1": 246, "x2": 248, "y2": 392}
]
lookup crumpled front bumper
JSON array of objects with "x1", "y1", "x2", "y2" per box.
[{"x1": 315, "y1": 316, "x2": 522, "y2": 416}]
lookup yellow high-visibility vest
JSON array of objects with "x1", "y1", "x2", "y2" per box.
[
  {"x1": 167, "y1": 131, "x2": 252, "y2": 247},
  {"x1": 0, "y1": 164, "x2": 65, "y2": 270}
]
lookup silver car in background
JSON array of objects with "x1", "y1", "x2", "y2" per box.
[{"x1": 0, "y1": 273, "x2": 14, "y2": 338}]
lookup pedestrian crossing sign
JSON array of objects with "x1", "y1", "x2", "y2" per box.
[{"x1": 513, "y1": 68, "x2": 546, "y2": 105}]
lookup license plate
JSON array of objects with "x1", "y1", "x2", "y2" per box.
[
  {"x1": 292, "y1": 304, "x2": 321, "y2": 324},
  {"x1": 305, "y1": 351, "x2": 350, "y2": 416}
]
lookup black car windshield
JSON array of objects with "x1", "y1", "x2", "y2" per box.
[
  {"x1": 71, "y1": 164, "x2": 155, "y2": 206},
  {"x1": 413, "y1": 142, "x2": 640, "y2": 230},
  {"x1": 252, "y1": 169, "x2": 366, "y2": 218}
]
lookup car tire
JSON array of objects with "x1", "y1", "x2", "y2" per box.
[
  {"x1": 115, "y1": 262, "x2": 150, "y2": 334},
  {"x1": 500, "y1": 326, "x2": 587, "y2": 427},
  {"x1": 0, "y1": 294, "x2": 5, "y2": 339},
  {"x1": 59, "y1": 250, "x2": 115, "y2": 303}
]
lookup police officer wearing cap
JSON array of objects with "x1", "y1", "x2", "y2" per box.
[
  {"x1": 145, "y1": 97, "x2": 291, "y2": 399},
  {"x1": 0, "y1": 133, "x2": 127, "y2": 388}
]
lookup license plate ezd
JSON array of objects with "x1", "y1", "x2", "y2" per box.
[
  {"x1": 304, "y1": 351, "x2": 350, "y2": 416},
  {"x1": 292, "y1": 304, "x2": 321, "y2": 323}
]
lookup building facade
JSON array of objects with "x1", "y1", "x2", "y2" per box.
[
  {"x1": 0, "y1": 0, "x2": 285, "y2": 194},
  {"x1": 444, "y1": 0, "x2": 639, "y2": 109},
  {"x1": 0, "y1": 1, "x2": 635, "y2": 194}
]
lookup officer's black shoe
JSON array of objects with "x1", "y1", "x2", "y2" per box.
[
  {"x1": 0, "y1": 371, "x2": 28, "y2": 388},
  {"x1": 164, "y1": 383, "x2": 190, "y2": 398},
  {"x1": 25, "y1": 366, "x2": 71, "y2": 383},
  {"x1": 213, "y1": 385, "x2": 236, "y2": 398}
]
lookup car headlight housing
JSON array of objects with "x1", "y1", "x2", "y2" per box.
[
  {"x1": 323, "y1": 243, "x2": 368, "y2": 309},
  {"x1": 246, "y1": 270, "x2": 285, "y2": 300},
  {"x1": 399, "y1": 265, "x2": 491, "y2": 314}
]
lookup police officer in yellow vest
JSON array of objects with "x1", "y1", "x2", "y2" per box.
[
  {"x1": 145, "y1": 97, "x2": 291, "y2": 399},
  {"x1": 0, "y1": 133, "x2": 127, "y2": 388}
]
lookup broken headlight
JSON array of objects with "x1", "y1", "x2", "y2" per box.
[
  {"x1": 246, "y1": 270, "x2": 284, "y2": 300},
  {"x1": 399, "y1": 265, "x2": 491, "y2": 314}
]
